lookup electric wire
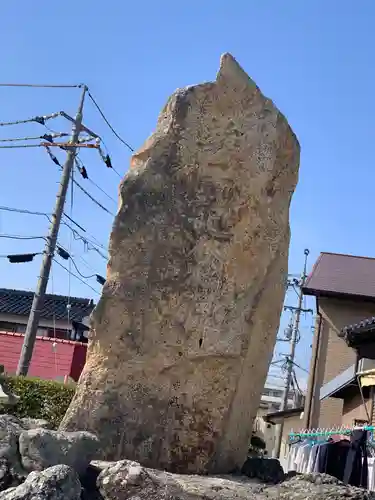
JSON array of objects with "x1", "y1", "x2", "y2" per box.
[
  {"x1": 87, "y1": 90, "x2": 134, "y2": 152},
  {"x1": 292, "y1": 369, "x2": 303, "y2": 395},
  {"x1": 62, "y1": 221, "x2": 108, "y2": 253},
  {"x1": 44, "y1": 146, "x2": 115, "y2": 217},
  {"x1": 291, "y1": 360, "x2": 309, "y2": 375},
  {"x1": 72, "y1": 179, "x2": 115, "y2": 216},
  {"x1": 0, "y1": 234, "x2": 46, "y2": 241},
  {"x1": 66, "y1": 166, "x2": 74, "y2": 326},
  {"x1": 0, "y1": 206, "x2": 107, "y2": 260},
  {"x1": 291, "y1": 285, "x2": 300, "y2": 299},
  {"x1": 0, "y1": 112, "x2": 60, "y2": 127},
  {"x1": 53, "y1": 258, "x2": 100, "y2": 296},
  {"x1": 97, "y1": 146, "x2": 123, "y2": 179},
  {"x1": 61, "y1": 222, "x2": 108, "y2": 260},
  {"x1": 76, "y1": 158, "x2": 117, "y2": 204},
  {"x1": 78, "y1": 255, "x2": 98, "y2": 274},
  {"x1": 0, "y1": 83, "x2": 84, "y2": 88},
  {"x1": 49, "y1": 262, "x2": 60, "y2": 373},
  {"x1": 0, "y1": 206, "x2": 52, "y2": 218},
  {"x1": 62, "y1": 213, "x2": 85, "y2": 232},
  {"x1": 0, "y1": 133, "x2": 69, "y2": 143},
  {"x1": 0, "y1": 143, "x2": 45, "y2": 149},
  {"x1": 68, "y1": 255, "x2": 97, "y2": 280}
]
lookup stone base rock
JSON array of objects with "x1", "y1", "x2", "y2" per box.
[
  {"x1": 95, "y1": 461, "x2": 375, "y2": 500},
  {"x1": 0, "y1": 452, "x2": 373, "y2": 499},
  {"x1": 0, "y1": 460, "x2": 11, "y2": 492},
  {"x1": 0, "y1": 465, "x2": 81, "y2": 500},
  {"x1": 0, "y1": 415, "x2": 26, "y2": 483},
  {"x1": 19, "y1": 419, "x2": 51, "y2": 431},
  {"x1": 19, "y1": 429, "x2": 99, "y2": 474}
]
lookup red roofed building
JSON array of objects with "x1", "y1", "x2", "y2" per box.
[{"x1": 0, "y1": 288, "x2": 93, "y2": 382}]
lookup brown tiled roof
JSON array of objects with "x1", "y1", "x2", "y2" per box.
[
  {"x1": 340, "y1": 316, "x2": 375, "y2": 345},
  {"x1": 0, "y1": 288, "x2": 94, "y2": 321},
  {"x1": 302, "y1": 252, "x2": 375, "y2": 300}
]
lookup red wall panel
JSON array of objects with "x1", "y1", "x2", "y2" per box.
[{"x1": 0, "y1": 331, "x2": 87, "y2": 381}]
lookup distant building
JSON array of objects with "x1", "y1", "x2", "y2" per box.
[
  {"x1": 0, "y1": 288, "x2": 94, "y2": 342},
  {"x1": 0, "y1": 288, "x2": 94, "y2": 382},
  {"x1": 259, "y1": 383, "x2": 295, "y2": 412},
  {"x1": 254, "y1": 383, "x2": 303, "y2": 457},
  {"x1": 303, "y1": 252, "x2": 375, "y2": 429}
]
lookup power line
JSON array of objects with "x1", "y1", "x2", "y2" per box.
[
  {"x1": 78, "y1": 255, "x2": 98, "y2": 274},
  {"x1": 70, "y1": 257, "x2": 96, "y2": 280},
  {"x1": 87, "y1": 90, "x2": 134, "y2": 152},
  {"x1": 76, "y1": 157, "x2": 117, "y2": 204},
  {"x1": 61, "y1": 221, "x2": 108, "y2": 260},
  {"x1": 292, "y1": 361, "x2": 309, "y2": 375},
  {"x1": 0, "y1": 206, "x2": 51, "y2": 218},
  {"x1": 0, "y1": 143, "x2": 45, "y2": 149},
  {"x1": 53, "y1": 258, "x2": 100, "y2": 295},
  {"x1": 63, "y1": 219, "x2": 108, "y2": 251},
  {"x1": 0, "y1": 206, "x2": 108, "y2": 258},
  {"x1": 44, "y1": 146, "x2": 115, "y2": 217},
  {"x1": 0, "y1": 133, "x2": 69, "y2": 143},
  {"x1": 72, "y1": 179, "x2": 115, "y2": 216},
  {"x1": 0, "y1": 234, "x2": 46, "y2": 241},
  {"x1": 0, "y1": 207, "x2": 86, "y2": 248},
  {"x1": 63, "y1": 213, "x2": 85, "y2": 232},
  {"x1": 0, "y1": 112, "x2": 60, "y2": 127},
  {"x1": 0, "y1": 83, "x2": 83, "y2": 89},
  {"x1": 96, "y1": 146, "x2": 123, "y2": 179},
  {"x1": 56, "y1": 245, "x2": 97, "y2": 280}
]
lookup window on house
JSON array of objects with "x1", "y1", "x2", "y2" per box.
[
  {"x1": 353, "y1": 419, "x2": 368, "y2": 427},
  {"x1": 47, "y1": 328, "x2": 71, "y2": 340},
  {"x1": 0, "y1": 321, "x2": 18, "y2": 332}
]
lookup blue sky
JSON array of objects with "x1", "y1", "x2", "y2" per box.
[{"x1": 1, "y1": 1, "x2": 374, "y2": 384}]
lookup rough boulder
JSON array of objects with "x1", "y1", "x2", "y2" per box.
[{"x1": 60, "y1": 53, "x2": 300, "y2": 474}]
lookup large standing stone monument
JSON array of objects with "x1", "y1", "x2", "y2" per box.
[{"x1": 60, "y1": 53, "x2": 300, "y2": 474}]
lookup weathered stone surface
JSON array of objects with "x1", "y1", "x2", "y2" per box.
[
  {"x1": 20, "y1": 419, "x2": 51, "y2": 431},
  {"x1": 0, "y1": 459, "x2": 23, "y2": 493},
  {"x1": 268, "y1": 473, "x2": 375, "y2": 499},
  {"x1": 19, "y1": 429, "x2": 99, "y2": 474},
  {"x1": 61, "y1": 53, "x2": 300, "y2": 474},
  {"x1": 0, "y1": 459, "x2": 11, "y2": 492},
  {"x1": 97, "y1": 462, "x2": 374, "y2": 500},
  {"x1": 0, "y1": 416, "x2": 24, "y2": 475},
  {"x1": 0, "y1": 465, "x2": 81, "y2": 500},
  {"x1": 97, "y1": 460, "x2": 263, "y2": 500}
]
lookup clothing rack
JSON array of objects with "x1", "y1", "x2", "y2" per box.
[{"x1": 289, "y1": 426, "x2": 375, "y2": 440}]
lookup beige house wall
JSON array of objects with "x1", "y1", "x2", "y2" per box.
[
  {"x1": 307, "y1": 296, "x2": 375, "y2": 428},
  {"x1": 341, "y1": 392, "x2": 371, "y2": 427}
]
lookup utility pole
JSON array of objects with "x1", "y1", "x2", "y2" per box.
[
  {"x1": 16, "y1": 85, "x2": 87, "y2": 376},
  {"x1": 273, "y1": 249, "x2": 311, "y2": 459}
]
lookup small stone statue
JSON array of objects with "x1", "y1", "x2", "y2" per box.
[{"x1": 0, "y1": 365, "x2": 19, "y2": 406}]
